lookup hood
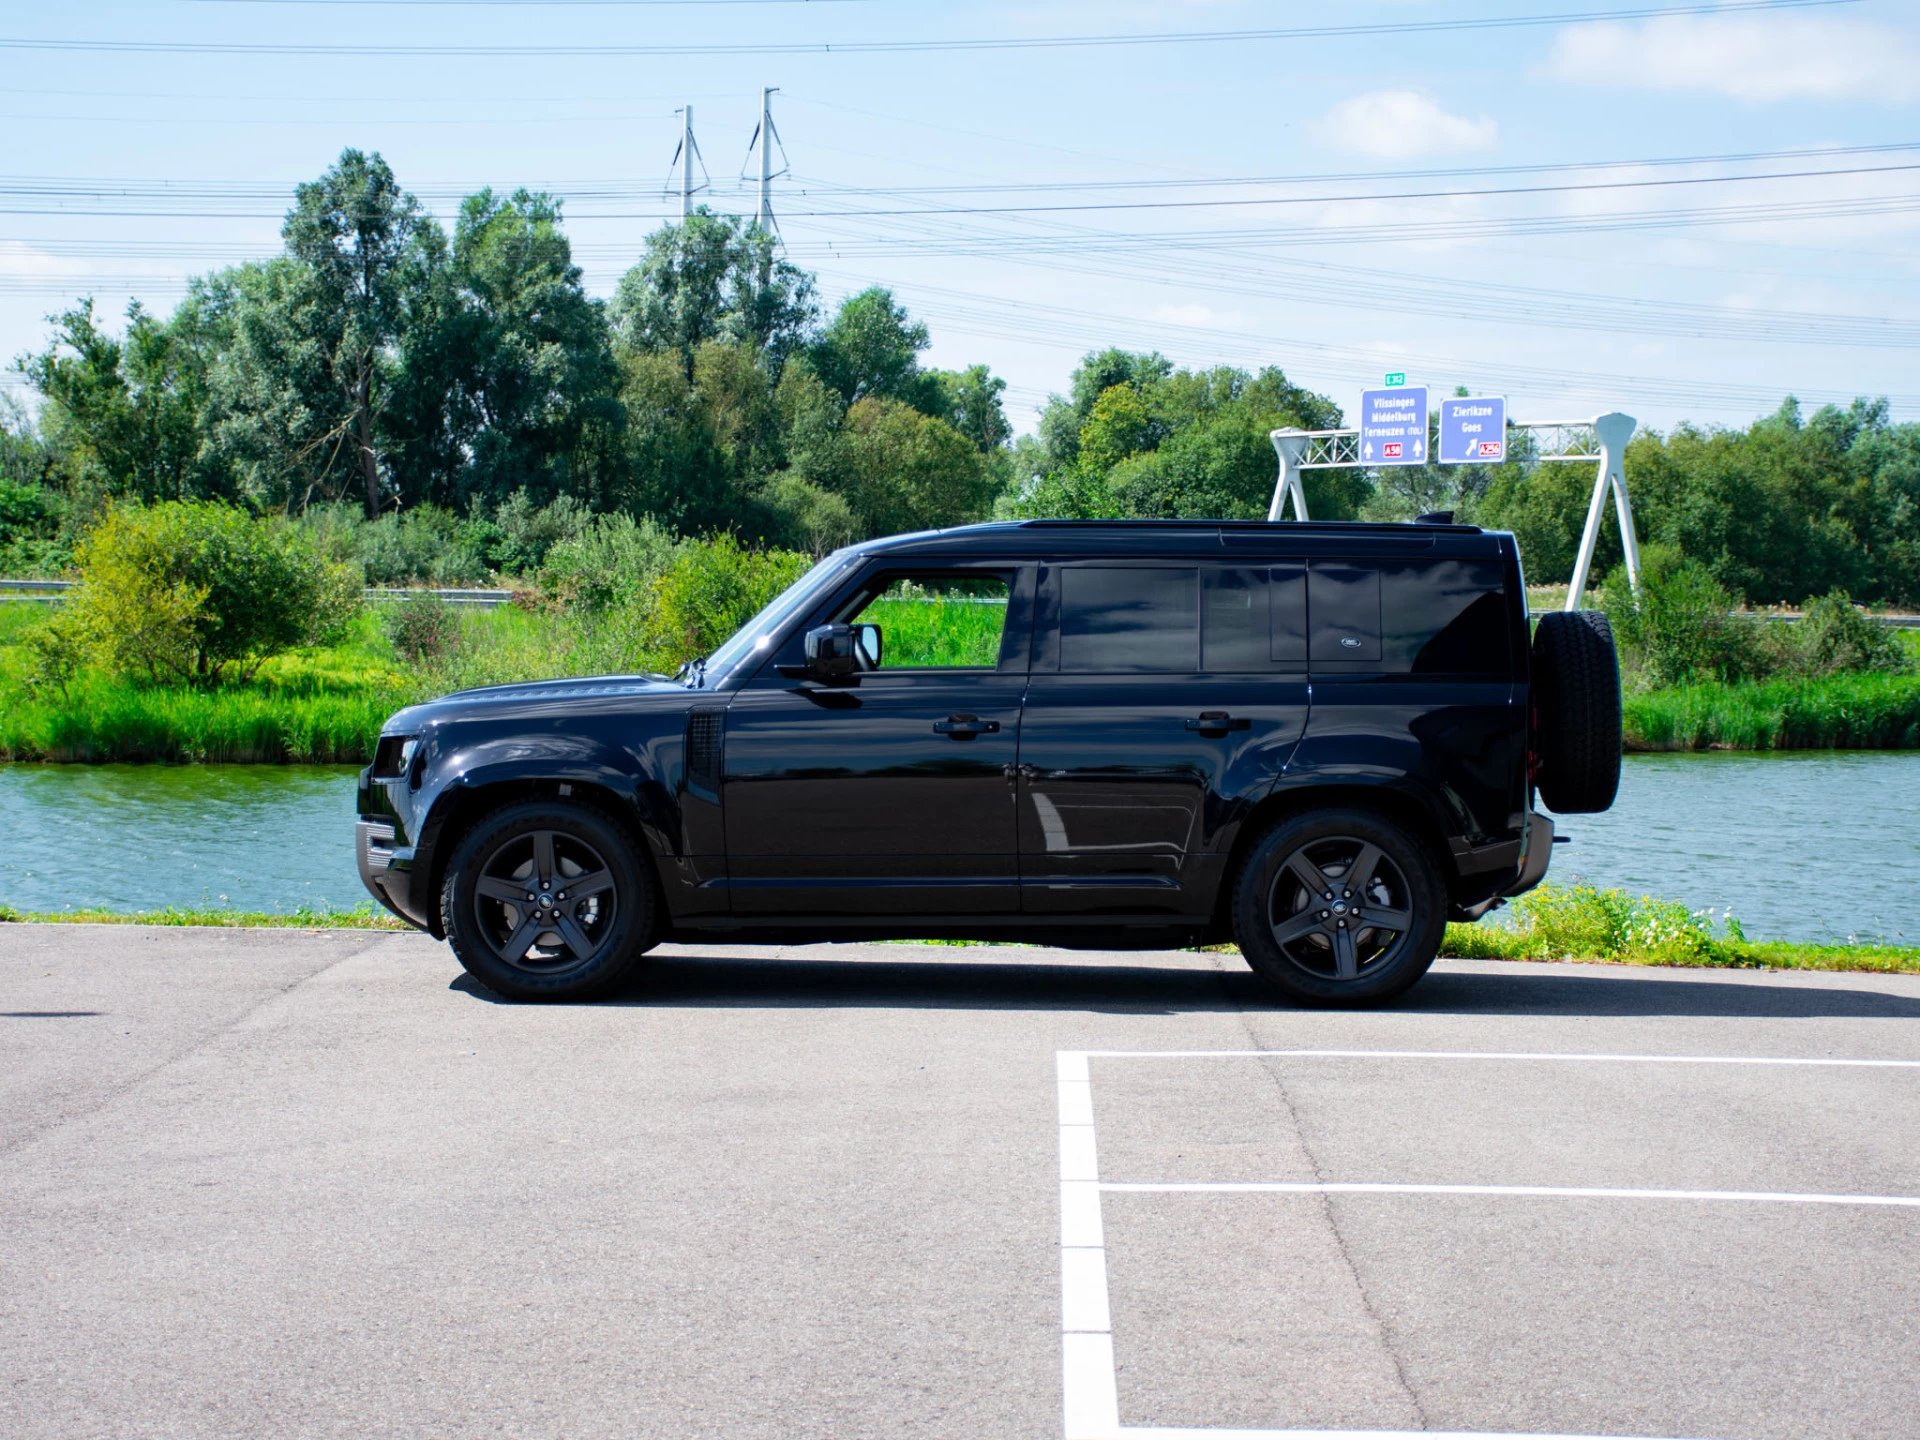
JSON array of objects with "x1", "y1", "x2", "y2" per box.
[{"x1": 382, "y1": 673, "x2": 688, "y2": 734}]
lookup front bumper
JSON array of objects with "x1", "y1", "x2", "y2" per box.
[{"x1": 356, "y1": 818, "x2": 431, "y2": 932}]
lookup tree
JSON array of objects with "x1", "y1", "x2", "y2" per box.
[
  {"x1": 834, "y1": 398, "x2": 995, "y2": 536},
  {"x1": 811, "y1": 288, "x2": 933, "y2": 409},
  {"x1": 608, "y1": 208, "x2": 815, "y2": 370},
  {"x1": 19, "y1": 298, "x2": 227, "y2": 506},
  {"x1": 1009, "y1": 361, "x2": 1356, "y2": 522},
  {"x1": 1035, "y1": 349, "x2": 1174, "y2": 467},
  {"x1": 928, "y1": 364, "x2": 1011, "y2": 453},
  {"x1": 280, "y1": 149, "x2": 442, "y2": 516},
  {"x1": 436, "y1": 188, "x2": 621, "y2": 510}
]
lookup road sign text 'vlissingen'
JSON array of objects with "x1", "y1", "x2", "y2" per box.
[
  {"x1": 1358, "y1": 386, "x2": 1428, "y2": 466},
  {"x1": 1438, "y1": 396, "x2": 1507, "y2": 465}
]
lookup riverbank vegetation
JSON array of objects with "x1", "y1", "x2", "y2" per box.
[
  {"x1": 1441, "y1": 883, "x2": 1919, "y2": 976},
  {"x1": 1602, "y1": 546, "x2": 1919, "y2": 750},
  {"x1": 4, "y1": 884, "x2": 1914, "y2": 976}
]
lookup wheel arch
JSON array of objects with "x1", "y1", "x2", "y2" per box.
[
  {"x1": 1207, "y1": 780, "x2": 1453, "y2": 941},
  {"x1": 416, "y1": 770, "x2": 667, "y2": 940}
]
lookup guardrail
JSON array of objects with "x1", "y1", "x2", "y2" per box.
[{"x1": 0, "y1": 579, "x2": 514, "y2": 608}]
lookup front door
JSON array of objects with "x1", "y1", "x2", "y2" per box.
[{"x1": 721, "y1": 564, "x2": 1030, "y2": 917}]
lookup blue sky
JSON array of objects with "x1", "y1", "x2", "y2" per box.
[{"x1": 3, "y1": 0, "x2": 1918, "y2": 436}]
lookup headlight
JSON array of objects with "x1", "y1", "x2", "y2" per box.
[{"x1": 372, "y1": 734, "x2": 419, "y2": 779}]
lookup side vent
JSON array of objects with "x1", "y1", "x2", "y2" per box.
[{"x1": 685, "y1": 709, "x2": 724, "y2": 800}]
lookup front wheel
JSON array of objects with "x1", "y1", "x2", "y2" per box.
[
  {"x1": 1232, "y1": 809, "x2": 1446, "y2": 1006},
  {"x1": 440, "y1": 800, "x2": 657, "y2": 1001}
]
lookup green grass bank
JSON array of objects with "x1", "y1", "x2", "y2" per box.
[
  {"x1": 1622, "y1": 671, "x2": 1920, "y2": 751},
  {"x1": 4, "y1": 885, "x2": 1915, "y2": 977}
]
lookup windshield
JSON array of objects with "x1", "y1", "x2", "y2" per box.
[{"x1": 695, "y1": 553, "x2": 853, "y2": 686}]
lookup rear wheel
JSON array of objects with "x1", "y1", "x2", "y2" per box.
[
  {"x1": 1232, "y1": 809, "x2": 1446, "y2": 1006},
  {"x1": 440, "y1": 800, "x2": 657, "y2": 1001}
]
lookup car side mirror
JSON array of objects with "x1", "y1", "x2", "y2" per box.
[{"x1": 802, "y1": 623, "x2": 881, "y2": 680}]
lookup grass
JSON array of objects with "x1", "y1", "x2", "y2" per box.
[
  {"x1": 3, "y1": 885, "x2": 1915, "y2": 976},
  {"x1": 0, "y1": 902, "x2": 409, "y2": 930},
  {"x1": 1622, "y1": 671, "x2": 1920, "y2": 751},
  {"x1": 864, "y1": 593, "x2": 1007, "y2": 668}
]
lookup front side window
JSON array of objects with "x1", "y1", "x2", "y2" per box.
[
  {"x1": 850, "y1": 573, "x2": 1011, "y2": 669},
  {"x1": 1059, "y1": 567, "x2": 1199, "y2": 673}
]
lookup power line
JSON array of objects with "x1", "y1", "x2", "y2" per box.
[
  {"x1": 0, "y1": 158, "x2": 1911, "y2": 221},
  {"x1": 0, "y1": 1, "x2": 1858, "y2": 57}
]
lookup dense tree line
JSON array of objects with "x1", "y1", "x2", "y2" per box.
[{"x1": 3, "y1": 148, "x2": 1918, "y2": 607}]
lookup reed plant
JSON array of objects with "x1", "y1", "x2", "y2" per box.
[{"x1": 1623, "y1": 672, "x2": 1920, "y2": 751}]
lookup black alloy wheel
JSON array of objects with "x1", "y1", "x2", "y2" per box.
[
  {"x1": 472, "y1": 827, "x2": 618, "y2": 973},
  {"x1": 1233, "y1": 808, "x2": 1445, "y2": 1005},
  {"x1": 441, "y1": 800, "x2": 656, "y2": 1001},
  {"x1": 1267, "y1": 836, "x2": 1418, "y2": 983}
]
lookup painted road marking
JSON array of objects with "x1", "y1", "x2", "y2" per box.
[
  {"x1": 1080, "y1": 1048, "x2": 1920, "y2": 1068},
  {"x1": 1100, "y1": 1182, "x2": 1920, "y2": 1207},
  {"x1": 1055, "y1": 1047, "x2": 1918, "y2": 1440}
]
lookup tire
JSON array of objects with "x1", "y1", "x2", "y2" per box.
[
  {"x1": 440, "y1": 799, "x2": 658, "y2": 1001},
  {"x1": 1231, "y1": 808, "x2": 1446, "y2": 1006},
  {"x1": 1532, "y1": 610, "x2": 1622, "y2": 815}
]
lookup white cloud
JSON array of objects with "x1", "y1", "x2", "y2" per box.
[
  {"x1": 1541, "y1": 13, "x2": 1920, "y2": 103},
  {"x1": 1309, "y1": 90, "x2": 1498, "y2": 159}
]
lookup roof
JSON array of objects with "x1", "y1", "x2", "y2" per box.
[{"x1": 849, "y1": 517, "x2": 1497, "y2": 560}]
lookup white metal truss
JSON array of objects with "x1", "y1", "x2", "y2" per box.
[{"x1": 1268, "y1": 412, "x2": 1642, "y2": 610}]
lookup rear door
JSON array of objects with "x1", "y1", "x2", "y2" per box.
[{"x1": 1016, "y1": 561, "x2": 1310, "y2": 916}]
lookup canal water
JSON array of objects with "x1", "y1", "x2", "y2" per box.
[{"x1": 0, "y1": 752, "x2": 1915, "y2": 944}]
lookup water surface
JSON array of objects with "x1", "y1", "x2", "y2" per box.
[{"x1": 1, "y1": 752, "x2": 1915, "y2": 944}]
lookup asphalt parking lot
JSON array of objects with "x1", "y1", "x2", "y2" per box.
[{"x1": 4, "y1": 926, "x2": 1919, "y2": 1440}]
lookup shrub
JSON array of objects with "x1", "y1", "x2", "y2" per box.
[
  {"x1": 538, "y1": 513, "x2": 678, "y2": 613},
  {"x1": 357, "y1": 505, "x2": 494, "y2": 586},
  {"x1": 382, "y1": 591, "x2": 460, "y2": 664},
  {"x1": 639, "y1": 533, "x2": 810, "y2": 666},
  {"x1": 68, "y1": 501, "x2": 360, "y2": 685},
  {"x1": 489, "y1": 490, "x2": 592, "y2": 576},
  {"x1": 1771, "y1": 590, "x2": 1909, "y2": 676},
  {"x1": 1601, "y1": 545, "x2": 1763, "y2": 686}
]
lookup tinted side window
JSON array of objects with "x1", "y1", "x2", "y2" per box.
[
  {"x1": 1060, "y1": 567, "x2": 1198, "y2": 673},
  {"x1": 1201, "y1": 566, "x2": 1307, "y2": 670},
  {"x1": 1309, "y1": 563, "x2": 1382, "y2": 662},
  {"x1": 1383, "y1": 559, "x2": 1509, "y2": 674}
]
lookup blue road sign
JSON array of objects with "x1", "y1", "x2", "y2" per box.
[
  {"x1": 1358, "y1": 386, "x2": 1428, "y2": 466},
  {"x1": 1438, "y1": 396, "x2": 1507, "y2": 465}
]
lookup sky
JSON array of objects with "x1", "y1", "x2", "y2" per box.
[{"x1": 2, "y1": 0, "x2": 1919, "y2": 438}]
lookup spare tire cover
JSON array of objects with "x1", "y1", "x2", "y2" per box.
[{"x1": 1531, "y1": 609, "x2": 1622, "y2": 814}]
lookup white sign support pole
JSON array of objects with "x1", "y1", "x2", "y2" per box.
[
  {"x1": 1267, "y1": 431, "x2": 1311, "y2": 521},
  {"x1": 1563, "y1": 411, "x2": 1639, "y2": 611}
]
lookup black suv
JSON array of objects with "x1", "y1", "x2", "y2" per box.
[{"x1": 356, "y1": 520, "x2": 1620, "y2": 1004}]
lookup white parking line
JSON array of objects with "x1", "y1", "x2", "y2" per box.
[
  {"x1": 1100, "y1": 1181, "x2": 1920, "y2": 1207},
  {"x1": 1081, "y1": 1048, "x2": 1920, "y2": 1068},
  {"x1": 1055, "y1": 1047, "x2": 1919, "y2": 1440}
]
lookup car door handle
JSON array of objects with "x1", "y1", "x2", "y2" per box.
[
  {"x1": 934, "y1": 715, "x2": 1000, "y2": 737},
  {"x1": 1185, "y1": 712, "x2": 1252, "y2": 732}
]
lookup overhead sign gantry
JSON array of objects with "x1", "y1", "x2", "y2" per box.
[{"x1": 1268, "y1": 379, "x2": 1642, "y2": 611}]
